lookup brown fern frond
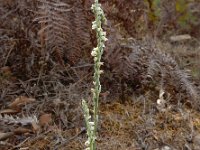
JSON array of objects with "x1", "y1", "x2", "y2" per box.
[
  {"x1": 34, "y1": 0, "x2": 71, "y2": 65},
  {"x1": 63, "y1": 0, "x2": 92, "y2": 65},
  {"x1": 105, "y1": 39, "x2": 199, "y2": 107},
  {"x1": 35, "y1": 0, "x2": 71, "y2": 46},
  {"x1": 53, "y1": 46, "x2": 64, "y2": 66},
  {"x1": 147, "y1": 51, "x2": 198, "y2": 102},
  {"x1": 0, "y1": 114, "x2": 38, "y2": 126},
  {"x1": 34, "y1": 0, "x2": 92, "y2": 66}
]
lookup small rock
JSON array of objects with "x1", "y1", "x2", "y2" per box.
[
  {"x1": 161, "y1": 146, "x2": 172, "y2": 150},
  {"x1": 170, "y1": 34, "x2": 191, "y2": 42},
  {"x1": 193, "y1": 133, "x2": 200, "y2": 150},
  {"x1": 154, "y1": 145, "x2": 172, "y2": 150}
]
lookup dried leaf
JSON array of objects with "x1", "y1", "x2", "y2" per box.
[
  {"x1": 0, "y1": 66, "x2": 12, "y2": 76},
  {"x1": 32, "y1": 121, "x2": 40, "y2": 132},
  {"x1": 0, "y1": 132, "x2": 14, "y2": 141},
  {"x1": 0, "y1": 108, "x2": 20, "y2": 114},
  {"x1": 9, "y1": 96, "x2": 35, "y2": 109},
  {"x1": 14, "y1": 127, "x2": 32, "y2": 135},
  {"x1": 39, "y1": 114, "x2": 52, "y2": 126}
]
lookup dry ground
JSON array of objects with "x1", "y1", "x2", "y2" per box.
[{"x1": 0, "y1": 41, "x2": 200, "y2": 150}]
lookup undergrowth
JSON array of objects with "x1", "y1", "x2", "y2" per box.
[{"x1": 0, "y1": 1, "x2": 200, "y2": 149}]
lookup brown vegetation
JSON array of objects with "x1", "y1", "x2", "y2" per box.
[{"x1": 0, "y1": 0, "x2": 200, "y2": 149}]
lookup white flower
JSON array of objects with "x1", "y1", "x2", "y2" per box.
[
  {"x1": 91, "y1": 50, "x2": 97, "y2": 57},
  {"x1": 102, "y1": 43, "x2": 105, "y2": 48},
  {"x1": 85, "y1": 140, "x2": 90, "y2": 146},
  {"x1": 101, "y1": 36, "x2": 108, "y2": 42},
  {"x1": 92, "y1": 21, "x2": 97, "y2": 29},
  {"x1": 94, "y1": 57, "x2": 98, "y2": 62},
  {"x1": 91, "y1": 88, "x2": 95, "y2": 92},
  {"x1": 97, "y1": 27, "x2": 102, "y2": 32},
  {"x1": 91, "y1": 4, "x2": 95, "y2": 10},
  {"x1": 90, "y1": 125, "x2": 95, "y2": 131},
  {"x1": 93, "y1": 47, "x2": 98, "y2": 52},
  {"x1": 99, "y1": 62, "x2": 104, "y2": 66},
  {"x1": 89, "y1": 122, "x2": 95, "y2": 126},
  {"x1": 99, "y1": 70, "x2": 104, "y2": 74}
]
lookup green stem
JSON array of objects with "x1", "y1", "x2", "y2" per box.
[{"x1": 82, "y1": 0, "x2": 107, "y2": 149}]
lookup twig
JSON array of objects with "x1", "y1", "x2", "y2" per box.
[
  {"x1": 55, "y1": 128, "x2": 86, "y2": 149},
  {"x1": 11, "y1": 137, "x2": 30, "y2": 150}
]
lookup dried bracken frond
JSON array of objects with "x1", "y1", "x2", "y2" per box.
[
  {"x1": 34, "y1": 0, "x2": 71, "y2": 65},
  {"x1": 34, "y1": 0, "x2": 92, "y2": 66},
  {"x1": 0, "y1": 114, "x2": 38, "y2": 126},
  {"x1": 147, "y1": 51, "x2": 198, "y2": 101},
  {"x1": 105, "y1": 39, "x2": 199, "y2": 107},
  {"x1": 64, "y1": 0, "x2": 92, "y2": 65}
]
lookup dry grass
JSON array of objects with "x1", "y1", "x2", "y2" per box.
[
  {"x1": 0, "y1": 1, "x2": 200, "y2": 149},
  {"x1": 16, "y1": 98, "x2": 200, "y2": 150},
  {"x1": 0, "y1": 39, "x2": 199, "y2": 150}
]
